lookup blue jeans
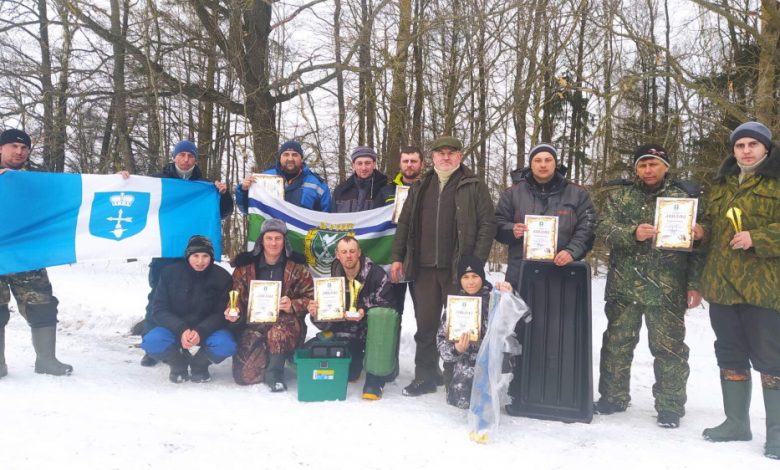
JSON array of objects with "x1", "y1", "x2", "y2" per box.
[{"x1": 142, "y1": 327, "x2": 237, "y2": 363}]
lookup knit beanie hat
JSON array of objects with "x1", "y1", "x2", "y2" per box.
[
  {"x1": 633, "y1": 143, "x2": 670, "y2": 168},
  {"x1": 730, "y1": 121, "x2": 772, "y2": 152},
  {"x1": 350, "y1": 146, "x2": 378, "y2": 162},
  {"x1": 528, "y1": 143, "x2": 558, "y2": 163},
  {"x1": 279, "y1": 140, "x2": 304, "y2": 158},
  {"x1": 185, "y1": 235, "x2": 214, "y2": 260},
  {"x1": 172, "y1": 140, "x2": 198, "y2": 159},
  {"x1": 457, "y1": 255, "x2": 486, "y2": 282},
  {"x1": 0, "y1": 128, "x2": 31, "y2": 147}
]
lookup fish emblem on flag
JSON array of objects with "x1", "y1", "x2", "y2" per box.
[
  {"x1": 304, "y1": 223, "x2": 355, "y2": 276},
  {"x1": 89, "y1": 191, "x2": 150, "y2": 241}
]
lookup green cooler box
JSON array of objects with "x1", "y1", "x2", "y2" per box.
[{"x1": 294, "y1": 343, "x2": 351, "y2": 402}]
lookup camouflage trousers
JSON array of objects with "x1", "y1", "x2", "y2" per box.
[
  {"x1": 0, "y1": 269, "x2": 58, "y2": 328},
  {"x1": 598, "y1": 300, "x2": 690, "y2": 415},
  {"x1": 232, "y1": 314, "x2": 303, "y2": 385}
]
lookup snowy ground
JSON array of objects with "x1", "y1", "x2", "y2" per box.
[{"x1": 1, "y1": 260, "x2": 777, "y2": 469}]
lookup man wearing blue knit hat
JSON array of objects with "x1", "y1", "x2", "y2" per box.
[
  {"x1": 128, "y1": 139, "x2": 234, "y2": 367},
  {"x1": 236, "y1": 139, "x2": 331, "y2": 212}
]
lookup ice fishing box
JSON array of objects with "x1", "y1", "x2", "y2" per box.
[
  {"x1": 294, "y1": 345, "x2": 351, "y2": 402},
  {"x1": 506, "y1": 260, "x2": 593, "y2": 423}
]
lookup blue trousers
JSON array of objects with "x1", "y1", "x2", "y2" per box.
[{"x1": 141, "y1": 327, "x2": 236, "y2": 363}]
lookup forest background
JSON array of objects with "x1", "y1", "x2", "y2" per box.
[{"x1": 1, "y1": 0, "x2": 775, "y2": 262}]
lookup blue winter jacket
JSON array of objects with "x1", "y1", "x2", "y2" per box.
[{"x1": 236, "y1": 163, "x2": 331, "y2": 212}]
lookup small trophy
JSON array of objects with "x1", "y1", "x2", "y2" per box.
[
  {"x1": 227, "y1": 290, "x2": 240, "y2": 319},
  {"x1": 346, "y1": 279, "x2": 363, "y2": 319},
  {"x1": 726, "y1": 207, "x2": 743, "y2": 233}
]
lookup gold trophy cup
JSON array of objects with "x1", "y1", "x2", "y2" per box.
[
  {"x1": 227, "y1": 290, "x2": 240, "y2": 319},
  {"x1": 726, "y1": 207, "x2": 743, "y2": 233},
  {"x1": 346, "y1": 279, "x2": 363, "y2": 319}
]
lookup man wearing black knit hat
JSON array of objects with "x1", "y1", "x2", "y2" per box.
[
  {"x1": 236, "y1": 139, "x2": 331, "y2": 212},
  {"x1": 594, "y1": 142, "x2": 705, "y2": 428},
  {"x1": 0, "y1": 128, "x2": 74, "y2": 378}
]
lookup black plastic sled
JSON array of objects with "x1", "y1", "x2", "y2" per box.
[{"x1": 505, "y1": 260, "x2": 593, "y2": 424}]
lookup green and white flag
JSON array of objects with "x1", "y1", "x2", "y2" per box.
[{"x1": 247, "y1": 186, "x2": 396, "y2": 276}]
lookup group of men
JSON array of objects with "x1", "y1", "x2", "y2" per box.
[{"x1": 2, "y1": 123, "x2": 778, "y2": 459}]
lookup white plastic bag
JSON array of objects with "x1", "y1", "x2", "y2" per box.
[{"x1": 468, "y1": 290, "x2": 530, "y2": 443}]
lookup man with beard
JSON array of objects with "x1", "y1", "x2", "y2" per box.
[{"x1": 236, "y1": 140, "x2": 331, "y2": 212}]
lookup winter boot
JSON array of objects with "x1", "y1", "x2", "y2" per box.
[
  {"x1": 0, "y1": 327, "x2": 7, "y2": 379},
  {"x1": 362, "y1": 373, "x2": 385, "y2": 400},
  {"x1": 267, "y1": 354, "x2": 287, "y2": 392},
  {"x1": 657, "y1": 411, "x2": 681, "y2": 428},
  {"x1": 703, "y1": 371, "x2": 752, "y2": 442},
  {"x1": 140, "y1": 353, "x2": 158, "y2": 367},
  {"x1": 593, "y1": 398, "x2": 628, "y2": 415},
  {"x1": 31, "y1": 326, "x2": 73, "y2": 376},
  {"x1": 189, "y1": 348, "x2": 212, "y2": 383},
  {"x1": 762, "y1": 375, "x2": 780, "y2": 459},
  {"x1": 162, "y1": 347, "x2": 189, "y2": 383}
]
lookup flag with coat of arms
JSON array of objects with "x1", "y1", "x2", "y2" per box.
[
  {"x1": 247, "y1": 185, "x2": 396, "y2": 276},
  {"x1": 0, "y1": 171, "x2": 221, "y2": 275}
]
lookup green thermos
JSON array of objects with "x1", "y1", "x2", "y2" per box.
[{"x1": 364, "y1": 307, "x2": 400, "y2": 376}]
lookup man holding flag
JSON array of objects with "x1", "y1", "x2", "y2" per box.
[{"x1": 0, "y1": 128, "x2": 73, "y2": 378}]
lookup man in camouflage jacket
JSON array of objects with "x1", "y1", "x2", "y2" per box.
[
  {"x1": 699, "y1": 122, "x2": 780, "y2": 460},
  {"x1": 595, "y1": 143, "x2": 704, "y2": 429},
  {"x1": 0, "y1": 129, "x2": 73, "y2": 378}
]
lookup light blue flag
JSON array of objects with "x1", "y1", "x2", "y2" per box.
[{"x1": 0, "y1": 171, "x2": 221, "y2": 275}]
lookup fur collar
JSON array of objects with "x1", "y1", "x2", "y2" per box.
[{"x1": 715, "y1": 144, "x2": 780, "y2": 182}]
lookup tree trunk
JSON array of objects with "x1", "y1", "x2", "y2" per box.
[{"x1": 385, "y1": 0, "x2": 413, "y2": 177}]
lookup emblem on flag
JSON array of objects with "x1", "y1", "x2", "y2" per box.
[
  {"x1": 89, "y1": 191, "x2": 150, "y2": 241},
  {"x1": 304, "y1": 222, "x2": 355, "y2": 276}
]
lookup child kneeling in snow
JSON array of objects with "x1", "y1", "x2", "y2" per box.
[{"x1": 436, "y1": 255, "x2": 513, "y2": 409}]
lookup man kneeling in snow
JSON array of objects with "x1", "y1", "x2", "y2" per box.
[{"x1": 141, "y1": 236, "x2": 237, "y2": 383}]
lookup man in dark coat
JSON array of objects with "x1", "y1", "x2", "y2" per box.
[
  {"x1": 141, "y1": 235, "x2": 236, "y2": 383},
  {"x1": 0, "y1": 128, "x2": 73, "y2": 378},
  {"x1": 495, "y1": 143, "x2": 596, "y2": 287},
  {"x1": 390, "y1": 136, "x2": 497, "y2": 397},
  {"x1": 308, "y1": 236, "x2": 395, "y2": 399},
  {"x1": 137, "y1": 140, "x2": 234, "y2": 366},
  {"x1": 332, "y1": 146, "x2": 390, "y2": 212}
]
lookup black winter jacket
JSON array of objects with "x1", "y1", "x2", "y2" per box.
[{"x1": 152, "y1": 261, "x2": 233, "y2": 341}]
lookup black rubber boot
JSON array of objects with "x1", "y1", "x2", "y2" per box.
[
  {"x1": 703, "y1": 378, "x2": 752, "y2": 442},
  {"x1": 162, "y1": 347, "x2": 189, "y2": 383},
  {"x1": 763, "y1": 378, "x2": 780, "y2": 459},
  {"x1": 189, "y1": 348, "x2": 212, "y2": 383},
  {"x1": 267, "y1": 354, "x2": 287, "y2": 392},
  {"x1": 0, "y1": 327, "x2": 7, "y2": 379},
  {"x1": 31, "y1": 326, "x2": 73, "y2": 376}
]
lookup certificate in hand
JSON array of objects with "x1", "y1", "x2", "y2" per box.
[
  {"x1": 523, "y1": 215, "x2": 558, "y2": 261},
  {"x1": 446, "y1": 295, "x2": 482, "y2": 342},
  {"x1": 251, "y1": 173, "x2": 285, "y2": 200},
  {"x1": 653, "y1": 197, "x2": 698, "y2": 251},
  {"x1": 314, "y1": 277, "x2": 346, "y2": 322},
  {"x1": 392, "y1": 186, "x2": 410, "y2": 224},
  {"x1": 247, "y1": 280, "x2": 282, "y2": 324}
]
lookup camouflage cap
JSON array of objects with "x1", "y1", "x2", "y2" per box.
[{"x1": 431, "y1": 136, "x2": 463, "y2": 152}]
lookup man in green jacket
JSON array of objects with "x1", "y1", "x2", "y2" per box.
[
  {"x1": 699, "y1": 121, "x2": 780, "y2": 460},
  {"x1": 390, "y1": 136, "x2": 496, "y2": 397},
  {"x1": 594, "y1": 143, "x2": 704, "y2": 428}
]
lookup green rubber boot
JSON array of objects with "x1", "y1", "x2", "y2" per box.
[
  {"x1": 703, "y1": 378, "x2": 752, "y2": 442},
  {"x1": 31, "y1": 326, "x2": 73, "y2": 376},
  {"x1": 763, "y1": 383, "x2": 780, "y2": 459}
]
